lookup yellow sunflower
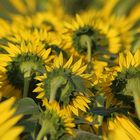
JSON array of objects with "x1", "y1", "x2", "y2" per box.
[
  {"x1": 107, "y1": 49, "x2": 140, "y2": 119},
  {"x1": 103, "y1": 115, "x2": 140, "y2": 140},
  {"x1": 37, "y1": 101, "x2": 75, "y2": 140},
  {"x1": 10, "y1": 11, "x2": 63, "y2": 33},
  {"x1": 63, "y1": 14, "x2": 121, "y2": 61},
  {"x1": 118, "y1": 49, "x2": 140, "y2": 71},
  {"x1": 34, "y1": 53, "x2": 91, "y2": 116},
  {"x1": 0, "y1": 97, "x2": 24, "y2": 140},
  {"x1": 78, "y1": 1, "x2": 137, "y2": 52},
  {"x1": 0, "y1": 41, "x2": 52, "y2": 98},
  {"x1": 98, "y1": 15, "x2": 135, "y2": 51},
  {"x1": 6, "y1": 28, "x2": 68, "y2": 57}
]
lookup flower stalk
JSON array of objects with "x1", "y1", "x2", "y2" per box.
[
  {"x1": 49, "y1": 76, "x2": 67, "y2": 103},
  {"x1": 80, "y1": 35, "x2": 93, "y2": 73},
  {"x1": 23, "y1": 77, "x2": 30, "y2": 98},
  {"x1": 126, "y1": 78, "x2": 140, "y2": 119}
]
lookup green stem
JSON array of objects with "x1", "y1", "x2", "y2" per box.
[
  {"x1": 23, "y1": 77, "x2": 30, "y2": 98},
  {"x1": 96, "y1": 94, "x2": 104, "y2": 136},
  {"x1": 127, "y1": 78, "x2": 140, "y2": 119},
  {"x1": 87, "y1": 39, "x2": 92, "y2": 64},
  {"x1": 80, "y1": 35, "x2": 92, "y2": 63},
  {"x1": 36, "y1": 122, "x2": 48, "y2": 140},
  {"x1": 49, "y1": 76, "x2": 67, "y2": 103},
  {"x1": 80, "y1": 35, "x2": 92, "y2": 73}
]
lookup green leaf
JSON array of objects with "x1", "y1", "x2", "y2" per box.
[
  {"x1": 18, "y1": 120, "x2": 37, "y2": 133},
  {"x1": 15, "y1": 97, "x2": 40, "y2": 115}
]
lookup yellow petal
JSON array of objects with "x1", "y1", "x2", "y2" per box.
[
  {"x1": 33, "y1": 87, "x2": 43, "y2": 92},
  {"x1": 0, "y1": 126, "x2": 24, "y2": 140},
  {"x1": 126, "y1": 51, "x2": 133, "y2": 68},
  {"x1": 0, "y1": 108, "x2": 16, "y2": 125},
  {"x1": 72, "y1": 59, "x2": 82, "y2": 73},
  {"x1": 119, "y1": 53, "x2": 126, "y2": 69},
  {"x1": 134, "y1": 49, "x2": 140, "y2": 67},
  {"x1": 76, "y1": 14, "x2": 84, "y2": 27},
  {"x1": 0, "y1": 115, "x2": 22, "y2": 136},
  {"x1": 59, "y1": 52, "x2": 63, "y2": 67},
  {"x1": 0, "y1": 98, "x2": 15, "y2": 113},
  {"x1": 64, "y1": 55, "x2": 73, "y2": 69}
]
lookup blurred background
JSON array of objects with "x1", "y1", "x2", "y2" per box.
[
  {"x1": 0, "y1": 0, "x2": 139, "y2": 18},
  {"x1": 0, "y1": 0, "x2": 140, "y2": 53}
]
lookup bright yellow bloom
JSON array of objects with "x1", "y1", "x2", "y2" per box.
[
  {"x1": 34, "y1": 53, "x2": 91, "y2": 116},
  {"x1": 36, "y1": 101, "x2": 75, "y2": 140},
  {"x1": 0, "y1": 41, "x2": 52, "y2": 98},
  {"x1": 119, "y1": 49, "x2": 140, "y2": 71},
  {"x1": 63, "y1": 14, "x2": 121, "y2": 57},
  {"x1": 11, "y1": 11, "x2": 63, "y2": 33},
  {"x1": 103, "y1": 115, "x2": 140, "y2": 140},
  {"x1": 0, "y1": 98, "x2": 24, "y2": 140},
  {"x1": 7, "y1": 29, "x2": 67, "y2": 54},
  {"x1": 43, "y1": 101, "x2": 75, "y2": 135}
]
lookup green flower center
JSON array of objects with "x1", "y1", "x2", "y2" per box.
[{"x1": 72, "y1": 25, "x2": 109, "y2": 54}]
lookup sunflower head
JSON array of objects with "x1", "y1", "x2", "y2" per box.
[
  {"x1": 34, "y1": 53, "x2": 91, "y2": 115},
  {"x1": 111, "y1": 49, "x2": 140, "y2": 96},
  {"x1": 109, "y1": 49, "x2": 140, "y2": 116},
  {"x1": 72, "y1": 25, "x2": 109, "y2": 55},
  {"x1": 119, "y1": 49, "x2": 140, "y2": 76},
  {"x1": 0, "y1": 41, "x2": 52, "y2": 98},
  {"x1": 103, "y1": 115, "x2": 140, "y2": 140},
  {"x1": 64, "y1": 14, "x2": 120, "y2": 61},
  {"x1": 7, "y1": 29, "x2": 68, "y2": 58},
  {"x1": 37, "y1": 101, "x2": 75, "y2": 140}
]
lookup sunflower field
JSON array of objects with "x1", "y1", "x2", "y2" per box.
[{"x1": 0, "y1": 0, "x2": 140, "y2": 140}]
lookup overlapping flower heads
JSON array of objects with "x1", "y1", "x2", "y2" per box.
[{"x1": 0, "y1": 0, "x2": 140, "y2": 140}]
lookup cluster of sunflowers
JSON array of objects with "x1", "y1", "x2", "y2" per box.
[{"x1": 0, "y1": 0, "x2": 140, "y2": 140}]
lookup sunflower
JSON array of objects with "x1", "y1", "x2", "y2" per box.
[
  {"x1": 0, "y1": 97, "x2": 24, "y2": 140},
  {"x1": 103, "y1": 115, "x2": 140, "y2": 140},
  {"x1": 63, "y1": 14, "x2": 121, "y2": 62},
  {"x1": 99, "y1": 1, "x2": 139, "y2": 51},
  {"x1": 118, "y1": 49, "x2": 140, "y2": 71},
  {"x1": 37, "y1": 101, "x2": 75, "y2": 140},
  {"x1": 10, "y1": 10, "x2": 63, "y2": 33},
  {"x1": 34, "y1": 53, "x2": 91, "y2": 116},
  {"x1": 109, "y1": 49, "x2": 140, "y2": 118},
  {"x1": 107, "y1": 18, "x2": 136, "y2": 51},
  {"x1": 0, "y1": 41, "x2": 52, "y2": 98},
  {"x1": 6, "y1": 28, "x2": 68, "y2": 56},
  {"x1": 31, "y1": 12, "x2": 63, "y2": 33},
  {"x1": 0, "y1": 18, "x2": 31, "y2": 46}
]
